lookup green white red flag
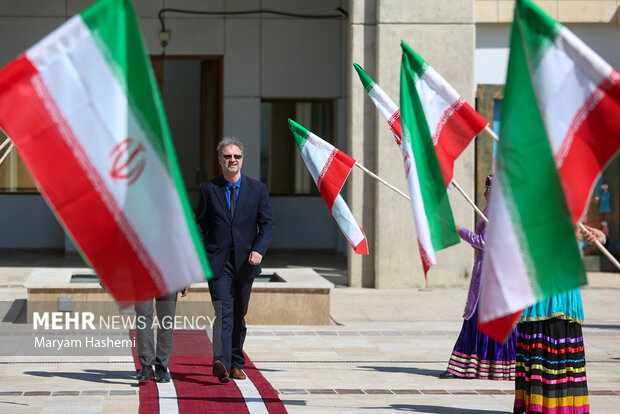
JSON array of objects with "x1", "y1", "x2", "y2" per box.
[
  {"x1": 353, "y1": 42, "x2": 486, "y2": 275},
  {"x1": 400, "y1": 40, "x2": 488, "y2": 271},
  {"x1": 479, "y1": 0, "x2": 620, "y2": 342},
  {"x1": 288, "y1": 119, "x2": 368, "y2": 255},
  {"x1": 0, "y1": 0, "x2": 211, "y2": 303},
  {"x1": 399, "y1": 43, "x2": 488, "y2": 188}
]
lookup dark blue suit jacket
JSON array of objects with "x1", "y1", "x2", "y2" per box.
[
  {"x1": 196, "y1": 175, "x2": 274, "y2": 279},
  {"x1": 604, "y1": 236, "x2": 620, "y2": 263}
]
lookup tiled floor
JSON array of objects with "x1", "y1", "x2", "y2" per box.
[{"x1": 1, "y1": 253, "x2": 620, "y2": 413}]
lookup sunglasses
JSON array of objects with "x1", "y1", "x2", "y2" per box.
[{"x1": 222, "y1": 154, "x2": 243, "y2": 160}]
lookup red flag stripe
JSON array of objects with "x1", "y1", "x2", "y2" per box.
[
  {"x1": 353, "y1": 230, "x2": 369, "y2": 255},
  {"x1": 434, "y1": 98, "x2": 488, "y2": 187},
  {"x1": 388, "y1": 109, "x2": 403, "y2": 145},
  {"x1": 479, "y1": 310, "x2": 522, "y2": 343},
  {"x1": 557, "y1": 72, "x2": 620, "y2": 224},
  {"x1": 0, "y1": 56, "x2": 165, "y2": 303},
  {"x1": 317, "y1": 148, "x2": 355, "y2": 210},
  {"x1": 417, "y1": 240, "x2": 433, "y2": 275}
]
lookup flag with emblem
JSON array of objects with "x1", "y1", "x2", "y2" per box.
[
  {"x1": 478, "y1": 0, "x2": 620, "y2": 342},
  {"x1": 288, "y1": 119, "x2": 368, "y2": 255},
  {"x1": 354, "y1": 43, "x2": 487, "y2": 275},
  {"x1": 0, "y1": 0, "x2": 211, "y2": 303}
]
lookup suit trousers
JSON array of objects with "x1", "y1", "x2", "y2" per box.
[
  {"x1": 208, "y1": 250, "x2": 254, "y2": 372},
  {"x1": 134, "y1": 291, "x2": 178, "y2": 370}
]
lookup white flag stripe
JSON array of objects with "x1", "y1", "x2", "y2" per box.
[
  {"x1": 300, "y1": 133, "x2": 337, "y2": 184},
  {"x1": 479, "y1": 173, "x2": 536, "y2": 323},
  {"x1": 416, "y1": 67, "x2": 459, "y2": 139},
  {"x1": 156, "y1": 373, "x2": 180, "y2": 414},
  {"x1": 331, "y1": 194, "x2": 365, "y2": 248},
  {"x1": 365, "y1": 81, "x2": 436, "y2": 267},
  {"x1": 401, "y1": 139, "x2": 435, "y2": 263},
  {"x1": 368, "y1": 89, "x2": 399, "y2": 122},
  {"x1": 28, "y1": 17, "x2": 202, "y2": 290},
  {"x1": 234, "y1": 377, "x2": 269, "y2": 414},
  {"x1": 537, "y1": 28, "x2": 610, "y2": 163}
]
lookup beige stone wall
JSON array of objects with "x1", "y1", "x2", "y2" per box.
[
  {"x1": 348, "y1": 0, "x2": 378, "y2": 288},
  {"x1": 348, "y1": 0, "x2": 477, "y2": 288},
  {"x1": 476, "y1": 0, "x2": 620, "y2": 23},
  {"x1": 348, "y1": 0, "x2": 618, "y2": 289}
]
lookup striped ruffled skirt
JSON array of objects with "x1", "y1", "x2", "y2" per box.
[
  {"x1": 446, "y1": 308, "x2": 517, "y2": 380},
  {"x1": 514, "y1": 318, "x2": 589, "y2": 414}
]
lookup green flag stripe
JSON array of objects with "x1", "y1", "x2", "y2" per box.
[
  {"x1": 499, "y1": 0, "x2": 585, "y2": 297},
  {"x1": 517, "y1": 0, "x2": 561, "y2": 72},
  {"x1": 400, "y1": 42, "x2": 428, "y2": 81},
  {"x1": 353, "y1": 63, "x2": 376, "y2": 93},
  {"x1": 81, "y1": 0, "x2": 211, "y2": 279},
  {"x1": 81, "y1": 0, "x2": 167, "y2": 165},
  {"x1": 288, "y1": 119, "x2": 309, "y2": 151},
  {"x1": 400, "y1": 44, "x2": 459, "y2": 251}
]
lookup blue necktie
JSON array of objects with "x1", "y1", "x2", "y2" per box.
[{"x1": 230, "y1": 185, "x2": 237, "y2": 218}]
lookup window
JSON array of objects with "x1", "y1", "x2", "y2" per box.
[
  {"x1": 260, "y1": 100, "x2": 333, "y2": 195},
  {"x1": 0, "y1": 128, "x2": 37, "y2": 193},
  {"x1": 475, "y1": 84, "x2": 503, "y2": 208}
]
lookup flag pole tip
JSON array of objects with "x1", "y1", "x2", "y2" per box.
[{"x1": 353, "y1": 63, "x2": 365, "y2": 79}]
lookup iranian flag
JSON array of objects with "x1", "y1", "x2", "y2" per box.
[
  {"x1": 355, "y1": 56, "x2": 487, "y2": 275},
  {"x1": 288, "y1": 119, "x2": 368, "y2": 255},
  {"x1": 0, "y1": 0, "x2": 211, "y2": 303},
  {"x1": 479, "y1": 0, "x2": 620, "y2": 342}
]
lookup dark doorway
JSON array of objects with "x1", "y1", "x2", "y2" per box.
[{"x1": 150, "y1": 56, "x2": 222, "y2": 205}]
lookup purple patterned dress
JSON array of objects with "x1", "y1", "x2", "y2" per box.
[{"x1": 445, "y1": 206, "x2": 517, "y2": 380}]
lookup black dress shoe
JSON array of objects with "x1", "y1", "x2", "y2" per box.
[
  {"x1": 155, "y1": 365, "x2": 171, "y2": 383},
  {"x1": 137, "y1": 365, "x2": 154, "y2": 381},
  {"x1": 439, "y1": 370, "x2": 458, "y2": 379},
  {"x1": 212, "y1": 360, "x2": 230, "y2": 383}
]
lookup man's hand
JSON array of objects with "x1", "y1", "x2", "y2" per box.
[
  {"x1": 181, "y1": 286, "x2": 189, "y2": 297},
  {"x1": 580, "y1": 224, "x2": 605, "y2": 245},
  {"x1": 248, "y1": 251, "x2": 263, "y2": 266}
]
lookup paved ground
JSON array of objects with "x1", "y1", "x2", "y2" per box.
[{"x1": 0, "y1": 252, "x2": 619, "y2": 413}]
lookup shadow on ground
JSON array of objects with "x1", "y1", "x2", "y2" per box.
[
  {"x1": 24, "y1": 369, "x2": 137, "y2": 386},
  {"x1": 584, "y1": 324, "x2": 620, "y2": 330},
  {"x1": 368, "y1": 405, "x2": 507, "y2": 413},
  {"x1": 358, "y1": 365, "x2": 445, "y2": 378}
]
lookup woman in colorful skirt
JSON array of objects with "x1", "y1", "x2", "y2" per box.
[
  {"x1": 514, "y1": 288, "x2": 589, "y2": 413},
  {"x1": 440, "y1": 175, "x2": 517, "y2": 380}
]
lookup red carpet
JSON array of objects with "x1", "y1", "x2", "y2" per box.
[{"x1": 131, "y1": 330, "x2": 287, "y2": 413}]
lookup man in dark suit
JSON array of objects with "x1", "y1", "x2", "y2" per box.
[{"x1": 196, "y1": 137, "x2": 274, "y2": 383}]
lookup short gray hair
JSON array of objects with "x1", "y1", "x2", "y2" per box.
[{"x1": 217, "y1": 137, "x2": 245, "y2": 157}]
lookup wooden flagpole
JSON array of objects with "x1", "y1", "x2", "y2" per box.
[
  {"x1": 0, "y1": 137, "x2": 10, "y2": 152},
  {"x1": 450, "y1": 179, "x2": 488, "y2": 223},
  {"x1": 354, "y1": 162, "x2": 488, "y2": 222},
  {"x1": 484, "y1": 125, "x2": 499, "y2": 142},
  {"x1": 0, "y1": 144, "x2": 14, "y2": 167},
  {"x1": 354, "y1": 162, "x2": 410, "y2": 200},
  {"x1": 578, "y1": 222, "x2": 620, "y2": 271}
]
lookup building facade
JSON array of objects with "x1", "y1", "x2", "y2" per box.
[{"x1": 1, "y1": 0, "x2": 619, "y2": 287}]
